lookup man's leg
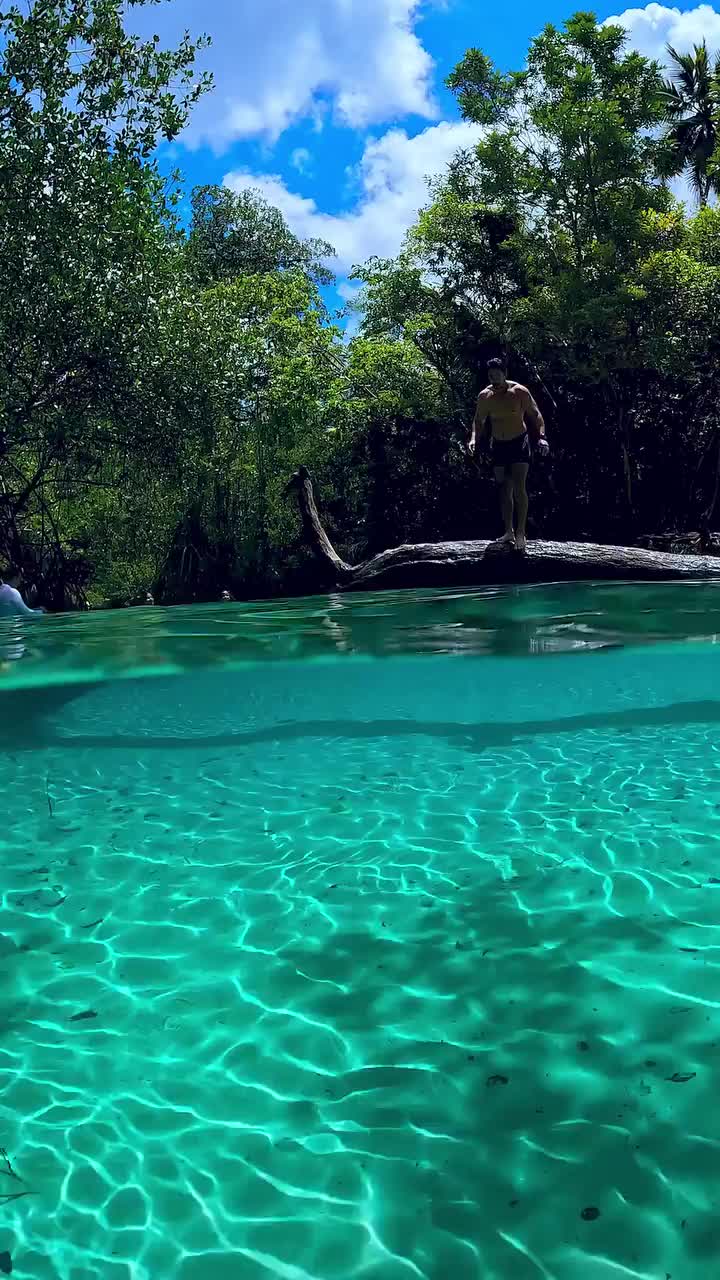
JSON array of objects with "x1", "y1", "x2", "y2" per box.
[
  {"x1": 512, "y1": 462, "x2": 530, "y2": 549},
  {"x1": 495, "y1": 466, "x2": 515, "y2": 542}
]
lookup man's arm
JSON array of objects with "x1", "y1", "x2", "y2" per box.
[
  {"x1": 468, "y1": 394, "x2": 491, "y2": 454},
  {"x1": 520, "y1": 388, "x2": 547, "y2": 446}
]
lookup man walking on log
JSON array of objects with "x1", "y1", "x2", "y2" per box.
[{"x1": 468, "y1": 358, "x2": 548, "y2": 552}]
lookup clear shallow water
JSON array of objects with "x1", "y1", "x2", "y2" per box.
[
  {"x1": 3, "y1": 579, "x2": 720, "y2": 688},
  {"x1": 2, "y1": 584, "x2": 720, "y2": 1279}
]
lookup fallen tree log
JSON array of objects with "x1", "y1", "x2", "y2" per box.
[{"x1": 285, "y1": 467, "x2": 720, "y2": 590}]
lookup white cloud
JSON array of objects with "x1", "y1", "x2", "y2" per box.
[
  {"x1": 607, "y1": 3, "x2": 720, "y2": 62},
  {"x1": 224, "y1": 120, "x2": 480, "y2": 272},
  {"x1": 131, "y1": 0, "x2": 438, "y2": 150},
  {"x1": 337, "y1": 281, "x2": 364, "y2": 303},
  {"x1": 290, "y1": 148, "x2": 312, "y2": 175}
]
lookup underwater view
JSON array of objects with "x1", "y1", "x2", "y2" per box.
[{"x1": 2, "y1": 582, "x2": 720, "y2": 1280}]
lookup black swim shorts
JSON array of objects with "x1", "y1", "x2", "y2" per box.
[{"x1": 491, "y1": 432, "x2": 531, "y2": 473}]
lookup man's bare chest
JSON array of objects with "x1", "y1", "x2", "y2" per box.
[{"x1": 486, "y1": 390, "x2": 524, "y2": 430}]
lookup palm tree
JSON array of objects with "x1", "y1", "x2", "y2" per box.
[{"x1": 660, "y1": 41, "x2": 720, "y2": 207}]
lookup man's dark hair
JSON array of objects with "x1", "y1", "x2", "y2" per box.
[
  {"x1": 487, "y1": 357, "x2": 507, "y2": 371},
  {"x1": 1, "y1": 564, "x2": 21, "y2": 582}
]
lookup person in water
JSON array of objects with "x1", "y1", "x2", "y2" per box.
[
  {"x1": 468, "y1": 358, "x2": 549, "y2": 552},
  {"x1": 0, "y1": 565, "x2": 45, "y2": 617}
]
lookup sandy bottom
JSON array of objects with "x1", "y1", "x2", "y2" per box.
[{"x1": 2, "y1": 654, "x2": 720, "y2": 1279}]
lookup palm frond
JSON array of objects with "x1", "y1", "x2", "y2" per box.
[
  {"x1": 662, "y1": 40, "x2": 720, "y2": 205},
  {"x1": 666, "y1": 43, "x2": 703, "y2": 93}
]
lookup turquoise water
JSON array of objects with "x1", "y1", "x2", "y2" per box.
[{"x1": 2, "y1": 584, "x2": 720, "y2": 1280}]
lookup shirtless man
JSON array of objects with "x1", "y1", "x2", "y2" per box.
[{"x1": 468, "y1": 358, "x2": 548, "y2": 551}]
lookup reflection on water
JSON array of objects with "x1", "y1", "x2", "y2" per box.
[
  {"x1": 2, "y1": 580, "x2": 720, "y2": 692},
  {"x1": 2, "y1": 588, "x2": 720, "y2": 1279}
]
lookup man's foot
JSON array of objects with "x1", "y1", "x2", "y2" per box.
[
  {"x1": 515, "y1": 533, "x2": 527, "y2": 552},
  {"x1": 497, "y1": 531, "x2": 516, "y2": 546}
]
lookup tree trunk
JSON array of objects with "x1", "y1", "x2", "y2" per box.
[
  {"x1": 285, "y1": 467, "x2": 720, "y2": 591},
  {"x1": 283, "y1": 467, "x2": 354, "y2": 583}
]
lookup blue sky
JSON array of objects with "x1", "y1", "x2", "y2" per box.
[{"x1": 138, "y1": 1, "x2": 720, "y2": 311}]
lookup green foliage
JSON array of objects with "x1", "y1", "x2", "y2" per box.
[
  {"x1": 359, "y1": 14, "x2": 675, "y2": 392},
  {"x1": 187, "y1": 184, "x2": 335, "y2": 287},
  {"x1": 686, "y1": 205, "x2": 720, "y2": 265},
  {"x1": 450, "y1": 13, "x2": 669, "y2": 280},
  {"x1": 635, "y1": 231, "x2": 720, "y2": 371},
  {"x1": 445, "y1": 48, "x2": 518, "y2": 124},
  {"x1": 0, "y1": 0, "x2": 210, "y2": 604},
  {"x1": 153, "y1": 269, "x2": 347, "y2": 600}
]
